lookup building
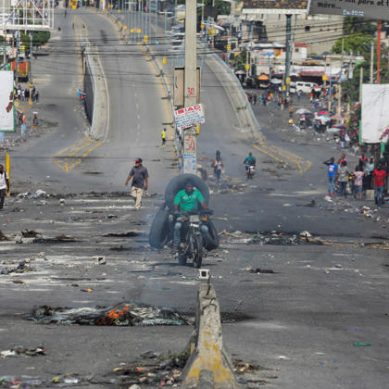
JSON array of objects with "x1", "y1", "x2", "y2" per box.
[{"x1": 241, "y1": 1, "x2": 344, "y2": 55}]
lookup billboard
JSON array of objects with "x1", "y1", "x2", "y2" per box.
[
  {"x1": 174, "y1": 104, "x2": 205, "y2": 131},
  {"x1": 361, "y1": 84, "x2": 389, "y2": 144},
  {"x1": 242, "y1": 0, "x2": 309, "y2": 14},
  {"x1": 0, "y1": 71, "x2": 14, "y2": 132},
  {"x1": 309, "y1": 0, "x2": 389, "y2": 21}
]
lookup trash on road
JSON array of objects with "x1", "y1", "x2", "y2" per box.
[
  {"x1": 1, "y1": 346, "x2": 46, "y2": 358},
  {"x1": 221, "y1": 230, "x2": 323, "y2": 246},
  {"x1": 29, "y1": 303, "x2": 189, "y2": 326},
  {"x1": 247, "y1": 267, "x2": 276, "y2": 274},
  {"x1": 353, "y1": 341, "x2": 371, "y2": 347},
  {"x1": 0, "y1": 230, "x2": 10, "y2": 241}
]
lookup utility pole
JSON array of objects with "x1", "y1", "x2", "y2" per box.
[
  {"x1": 29, "y1": 33, "x2": 33, "y2": 81},
  {"x1": 376, "y1": 19, "x2": 381, "y2": 84},
  {"x1": 359, "y1": 67, "x2": 363, "y2": 102},
  {"x1": 182, "y1": 0, "x2": 198, "y2": 174},
  {"x1": 370, "y1": 41, "x2": 374, "y2": 84},
  {"x1": 284, "y1": 14, "x2": 292, "y2": 96}
]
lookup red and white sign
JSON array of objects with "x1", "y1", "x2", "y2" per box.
[{"x1": 174, "y1": 104, "x2": 205, "y2": 131}]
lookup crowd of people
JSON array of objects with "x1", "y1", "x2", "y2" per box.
[
  {"x1": 15, "y1": 84, "x2": 40, "y2": 103},
  {"x1": 324, "y1": 153, "x2": 388, "y2": 206}
]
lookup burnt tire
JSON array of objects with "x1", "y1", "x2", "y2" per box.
[
  {"x1": 203, "y1": 220, "x2": 219, "y2": 251},
  {"x1": 149, "y1": 209, "x2": 170, "y2": 249},
  {"x1": 165, "y1": 174, "x2": 210, "y2": 211}
]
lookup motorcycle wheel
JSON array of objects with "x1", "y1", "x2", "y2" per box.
[
  {"x1": 203, "y1": 220, "x2": 219, "y2": 251},
  {"x1": 192, "y1": 234, "x2": 203, "y2": 268}
]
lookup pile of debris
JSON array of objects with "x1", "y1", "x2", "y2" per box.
[
  {"x1": 221, "y1": 230, "x2": 323, "y2": 246},
  {"x1": 111, "y1": 352, "x2": 269, "y2": 388},
  {"x1": 29, "y1": 303, "x2": 190, "y2": 327},
  {"x1": 0, "y1": 259, "x2": 34, "y2": 275}
]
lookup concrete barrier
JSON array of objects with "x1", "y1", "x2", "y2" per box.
[
  {"x1": 74, "y1": 18, "x2": 109, "y2": 141},
  {"x1": 181, "y1": 281, "x2": 240, "y2": 389},
  {"x1": 84, "y1": 45, "x2": 109, "y2": 140}
]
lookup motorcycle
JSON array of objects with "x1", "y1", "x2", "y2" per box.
[
  {"x1": 175, "y1": 210, "x2": 213, "y2": 268},
  {"x1": 245, "y1": 164, "x2": 255, "y2": 179}
]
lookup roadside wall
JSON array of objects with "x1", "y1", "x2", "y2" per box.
[
  {"x1": 83, "y1": 45, "x2": 109, "y2": 140},
  {"x1": 84, "y1": 58, "x2": 94, "y2": 125}
]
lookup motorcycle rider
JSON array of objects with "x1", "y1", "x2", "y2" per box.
[
  {"x1": 173, "y1": 180, "x2": 209, "y2": 254},
  {"x1": 243, "y1": 152, "x2": 256, "y2": 172}
]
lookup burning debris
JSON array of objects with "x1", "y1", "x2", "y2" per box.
[{"x1": 29, "y1": 303, "x2": 189, "y2": 327}]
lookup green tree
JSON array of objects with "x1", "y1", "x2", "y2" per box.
[
  {"x1": 332, "y1": 33, "x2": 373, "y2": 57},
  {"x1": 343, "y1": 17, "x2": 375, "y2": 35},
  {"x1": 21, "y1": 31, "x2": 51, "y2": 50}
]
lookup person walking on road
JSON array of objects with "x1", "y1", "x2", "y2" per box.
[
  {"x1": 211, "y1": 150, "x2": 224, "y2": 183},
  {"x1": 161, "y1": 128, "x2": 167, "y2": 146},
  {"x1": 323, "y1": 157, "x2": 338, "y2": 197},
  {"x1": 337, "y1": 160, "x2": 350, "y2": 197},
  {"x1": 125, "y1": 158, "x2": 149, "y2": 210},
  {"x1": 373, "y1": 164, "x2": 387, "y2": 206},
  {"x1": 0, "y1": 164, "x2": 10, "y2": 210}
]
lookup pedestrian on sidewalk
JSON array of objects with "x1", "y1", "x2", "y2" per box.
[
  {"x1": 0, "y1": 164, "x2": 10, "y2": 210},
  {"x1": 324, "y1": 157, "x2": 338, "y2": 197},
  {"x1": 124, "y1": 158, "x2": 149, "y2": 210},
  {"x1": 161, "y1": 128, "x2": 167, "y2": 145}
]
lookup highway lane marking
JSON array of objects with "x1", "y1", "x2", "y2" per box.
[{"x1": 52, "y1": 138, "x2": 103, "y2": 173}]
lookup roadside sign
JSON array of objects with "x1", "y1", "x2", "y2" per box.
[
  {"x1": 162, "y1": 56, "x2": 167, "y2": 65},
  {"x1": 322, "y1": 74, "x2": 328, "y2": 82},
  {"x1": 244, "y1": 63, "x2": 250, "y2": 71},
  {"x1": 226, "y1": 43, "x2": 231, "y2": 52},
  {"x1": 183, "y1": 133, "x2": 197, "y2": 155},
  {"x1": 174, "y1": 104, "x2": 205, "y2": 131},
  {"x1": 143, "y1": 35, "x2": 149, "y2": 44},
  {"x1": 309, "y1": 0, "x2": 389, "y2": 21}
]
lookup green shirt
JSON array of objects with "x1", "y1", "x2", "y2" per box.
[{"x1": 173, "y1": 188, "x2": 205, "y2": 212}]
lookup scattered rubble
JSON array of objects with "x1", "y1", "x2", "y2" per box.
[
  {"x1": 0, "y1": 259, "x2": 34, "y2": 275},
  {"x1": 1, "y1": 346, "x2": 46, "y2": 358},
  {"x1": 221, "y1": 230, "x2": 323, "y2": 246},
  {"x1": 111, "y1": 351, "x2": 270, "y2": 388},
  {"x1": 0, "y1": 230, "x2": 10, "y2": 241},
  {"x1": 29, "y1": 303, "x2": 189, "y2": 326}
]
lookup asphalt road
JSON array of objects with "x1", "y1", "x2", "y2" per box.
[{"x1": 1, "y1": 6, "x2": 389, "y2": 389}]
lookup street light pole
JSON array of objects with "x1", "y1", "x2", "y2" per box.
[
  {"x1": 182, "y1": 0, "x2": 198, "y2": 174},
  {"x1": 283, "y1": 14, "x2": 292, "y2": 97}
]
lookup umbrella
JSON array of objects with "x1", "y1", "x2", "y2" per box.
[
  {"x1": 258, "y1": 73, "x2": 269, "y2": 81},
  {"x1": 235, "y1": 70, "x2": 245, "y2": 75},
  {"x1": 295, "y1": 108, "x2": 311, "y2": 115},
  {"x1": 270, "y1": 78, "x2": 282, "y2": 84}
]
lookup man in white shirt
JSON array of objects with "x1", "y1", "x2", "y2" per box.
[{"x1": 0, "y1": 164, "x2": 10, "y2": 210}]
